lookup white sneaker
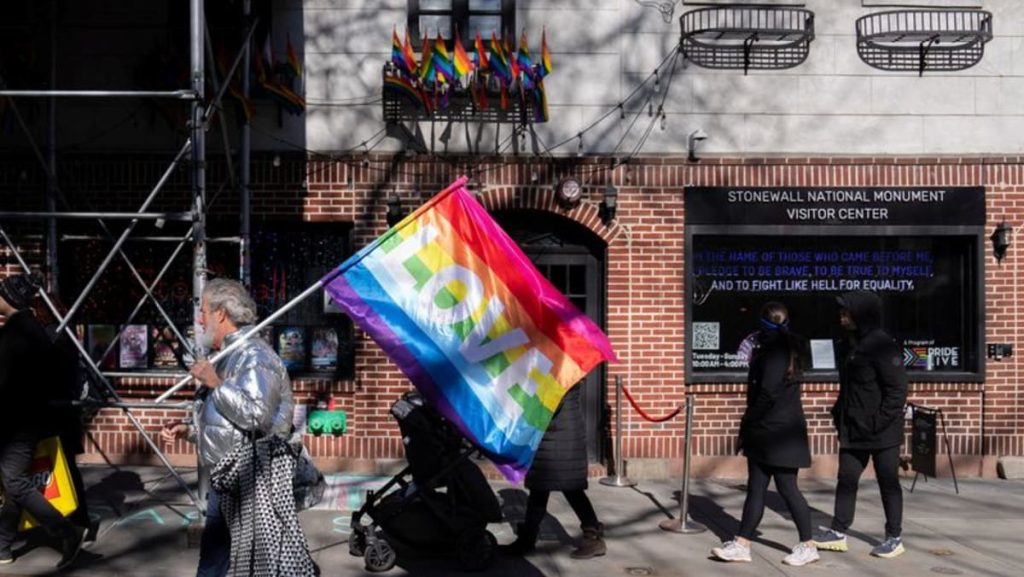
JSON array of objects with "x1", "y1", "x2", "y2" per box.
[
  {"x1": 783, "y1": 542, "x2": 820, "y2": 566},
  {"x1": 711, "y1": 539, "x2": 752, "y2": 562}
]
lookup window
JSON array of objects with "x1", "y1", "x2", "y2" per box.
[
  {"x1": 683, "y1": 186, "x2": 986, "y2": 383},
  {"x1": 58, "y1": 221, "x2": 355, "y2": 379},
  {"x1": 688, "y1": 234, "x2": 982, "y2": 381},
  {"x1": 408, "y1": 0, "x2": 515, "y2": 48}
]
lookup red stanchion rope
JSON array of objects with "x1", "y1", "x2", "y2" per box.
[{"x1": 620, "y1": 382, "x2": 682, "y2": 423}]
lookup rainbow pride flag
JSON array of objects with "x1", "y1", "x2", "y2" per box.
[{"x1": 322, "y1": 177, "x2": 616, "y2": 482}]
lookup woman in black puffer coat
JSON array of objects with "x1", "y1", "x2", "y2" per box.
[
  {"x1": 505, "y1": 385, "x2": 605, "y2": 559},
  {"x1": 711, "y1": 302, "x2": 818, "y2": 567}
]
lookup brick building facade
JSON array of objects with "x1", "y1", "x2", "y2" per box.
[{"x1": 3, "y1": 152, "x2": 1020, "y2": 478}]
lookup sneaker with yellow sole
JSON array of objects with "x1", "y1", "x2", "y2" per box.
[{"x1": 812, "y1": 527, "x2": 849, "y2": 552}]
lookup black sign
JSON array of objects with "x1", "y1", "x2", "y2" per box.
[
  {"x1": 689, "y1": 234, "x2": 978, "y2": 375},
  {"x1": 911, "y1": 407, "x2": 938, "y2": 477},
  {"x1": 686, "y1": 187, "x2": 985, "y2": 226}
]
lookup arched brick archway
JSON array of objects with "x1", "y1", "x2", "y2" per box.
[{"x1": 477, "y1": 185, "x2": 621, "y2": 245}]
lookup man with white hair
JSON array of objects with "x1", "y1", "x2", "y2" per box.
[{"x1": 161, "y1": 278, "x2": 307, "y2": 577}]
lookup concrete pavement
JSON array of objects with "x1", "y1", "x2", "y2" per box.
[{"x1": 0, "y1": 465, "x2": 1019, "y2": 576}]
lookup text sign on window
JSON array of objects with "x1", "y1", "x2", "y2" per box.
[
  {"x1": 685, "y1": 187, "x2": 984, "y2": 226},
  {"x1": 685, "y1": 187, "x2": 984, "y2": 382}
]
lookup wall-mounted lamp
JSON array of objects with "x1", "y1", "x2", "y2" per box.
[
  {"x1": 990, "y1": 221, "x2": 1013, "y2": 263},
  {"x1": 272, "y1": 154, "x2": 282, "y2": 168},
  {"x1": 600, "y1": 182, "x2": 618, "y2": 225},
  {"x1": 687, "y1": 129, "x2": 708, "y2": 162},
  {"x1": 386, "y1": 192, "x2": 405, "y2": 228}
]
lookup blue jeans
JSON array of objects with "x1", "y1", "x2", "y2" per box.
[{"x1": 196, "y1": 488, "x2": 230, "y2": 577}]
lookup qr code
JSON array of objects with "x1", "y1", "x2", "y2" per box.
[{"x1": 692, "y1": 322, "x2": 720, "y2": 351}]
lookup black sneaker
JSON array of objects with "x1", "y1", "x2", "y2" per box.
[
  {"x1": 0, "y1": 549, "x2": 13, "y2": 565},
  {"x1": 57, "y1": 526, "x2": 87, "y2": 570}
]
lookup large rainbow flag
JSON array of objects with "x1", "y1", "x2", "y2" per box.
[{"x1": 322, "y1": 177, "x2": 616, "y2": 482}]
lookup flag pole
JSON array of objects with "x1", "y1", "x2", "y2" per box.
[{"x1": 155, "y1": 175, "x2": 470, "y2": 403}]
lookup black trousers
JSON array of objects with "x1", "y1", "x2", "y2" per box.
[
  {"x1": 0, "y1": 430, "x2": 74, "y2": 550},
  {"x1": 522, "y1": 489, "x2": 600, "y2": 538},
  {"x1": 737, "y1": 459, "x2": 812, "y2": 542},
  {"x1": 831, "y1": 446, "x2": 903, "y2": 538}
]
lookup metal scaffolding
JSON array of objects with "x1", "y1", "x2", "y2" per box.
[{"x1": 0, "y1": 0, "x2": 257, "y2": 515}]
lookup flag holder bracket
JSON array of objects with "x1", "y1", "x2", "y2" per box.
[{"x1": 382, "y1": 65, "x2": 543, "y2": 125}]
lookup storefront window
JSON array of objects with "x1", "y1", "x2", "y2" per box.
[
  {"x1": 57, "y1": 221, "x2": 354, "y2": 379},
  {"x1": 684, "y1": 186, "x2": 985, "y2": 383}
]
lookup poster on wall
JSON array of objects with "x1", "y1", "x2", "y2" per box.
[
  {"x1": 118, "y1": 324, "x2": 149, "y2": 369},
  {"x1": 276, "y1": 326, "x2": 307, "y2": 372},
  {"x1": 310, "y1": 326, "x2": 339, "y2": 371}
]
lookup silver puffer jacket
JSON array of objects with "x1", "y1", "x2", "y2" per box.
[{"x1": 191, "y1": 326, "x2": 294, "y2": 469}]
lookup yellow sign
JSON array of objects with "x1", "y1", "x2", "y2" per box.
[{"x1": 18, "y1": 436, "x2": 79, "y2": 531}]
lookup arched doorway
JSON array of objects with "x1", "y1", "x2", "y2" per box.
[{"x1": 493, "y1": 209, "x2": 608, "y2": 463}]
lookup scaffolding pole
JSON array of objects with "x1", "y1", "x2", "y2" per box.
[
  {"x1": 190, "y1": 0, "x2": 208, "y2": 366},
  {"x1": 0, "y1": 89, "x2": 197, "y2": 99},
  {"x1": 0, "y1": 211, "x2": 193, "y2": 221},
  {"x1": 240, "y1": 0, "x2": 253, "y2": 288}
]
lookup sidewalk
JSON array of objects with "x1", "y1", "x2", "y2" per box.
[{"x1": 1, "y1": 465, "x2": 1020, "y2": 576}]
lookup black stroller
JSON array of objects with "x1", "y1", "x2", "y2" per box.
[{"x1": 349, "y1": 392, "x2": 503, "y2": 572}]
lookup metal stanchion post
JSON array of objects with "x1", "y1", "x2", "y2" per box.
[
  {"x1": 600, "y1": 375, "x2": 637, "y2": 487},
  {"x1": 660, "y1": 393, "x2": 707, "y2": 533}
]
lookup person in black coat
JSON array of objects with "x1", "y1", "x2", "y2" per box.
[
  {"x1": 813, "y1": 290, "x2": 908, "y2": 559},
  {"x1": 32, "y1": 294, "x2": 93, "y2": 535},
  {"x1": 504, "y1": 385, "x2": 605, "y2": 559},
  {"x1": 0, "y1": 274, "x2": 87, "y2": 569},
  {"x1": 711, "y1": 302, "x2": 819, "y2": 566}
]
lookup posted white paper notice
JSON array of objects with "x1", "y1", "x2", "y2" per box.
[{"x1": 811, "y1": 339, "x2": 836, "y2": 370}]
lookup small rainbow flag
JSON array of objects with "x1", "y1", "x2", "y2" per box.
[
  {"x1": 540, "y1": 28, "x2": 552, "y2": 78},
  {"x1": 323, "y1": 177, "x2": 616, "y2": 482},
  {"x1": 286, "y1": 33, "x2": 303, "y2": 78},
  {"x1": 474, "y1": 32, "x2": 489, "y2": 71},
  {"x1": 488, "y1": 32, "x2": 511, "y2": 84},
  {"x1": 432, "y1": 32, "x2": 455, "y2": 83},
  {"x1": 402, "y1": 29, "x2": 418, "y2": 76},
  {"x1": 453, "y1": 29, "x2": 474, "y2": 77}
]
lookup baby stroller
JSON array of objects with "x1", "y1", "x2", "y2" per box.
[{"x1": 349, "y1": 392, "x2": 503, "y2": 572}]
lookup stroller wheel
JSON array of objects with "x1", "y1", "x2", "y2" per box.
[
  {"x1": 364, "y1": 538, "x2": 398, "y2": 573},
  {"x1": 456, "y1": 528, "x2": 497, "y2": 572},
  {"x1": 348, "y1": 529, "x2": 367, "y2": 557}
]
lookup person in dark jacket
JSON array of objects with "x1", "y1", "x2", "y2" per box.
[
  {"x1": 0, "y1": 274, "x2": 87, "y2": 569},
  {"x1": 711, "y1": 302, "x2": 819, "y2": 566},
  {"x1": 31, "y1": 294, "x2": 93, "y2": 536},
  {"x1": 504, "y1": 385, "x2": 606, "y2": 559},
  {"x1": 813, "y1": 290, "x2": 908, "y2": 559}
]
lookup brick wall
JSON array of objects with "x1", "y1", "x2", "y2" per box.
[{"x1": 1, "y1": 153, "x2": 1021, "y2": 477}]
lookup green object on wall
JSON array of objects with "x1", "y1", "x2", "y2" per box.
[{"x1": 307, "y1": 409, "x2": 347, "y2": 436}]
